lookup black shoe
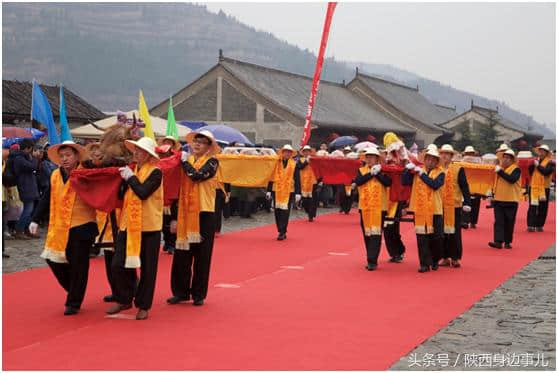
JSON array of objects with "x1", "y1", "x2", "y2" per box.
[
  {"x1": 167, "y1": 296, "x2": 190, "y2": 305},
  {"x1": 418, "y1": 266, "x2": 430, "y2": 273},
  {"x1": 528, "y1": 227, "x2": 536, "y2": 232},
  {"x1": 504, "y1": 243, "x2": 512, "y2": 249},
  {"x1": 431, "y1": 263, "x2": 439, "y2": 271},
  {"x1": 193, "y1": 298, "x2": 204, "y2": 306},
  {"x1": 365, "y1": 264, "x2": 377, "y2": 271},
  {"x1": 103, "y1": 294, "x2": 116, "y2": 303},
  {"x1": 489, "y1": 241, "x2": 503, "y2": 249},
  {"x1": 471, "y1": 223, "x2": 476, "y2": 229},
  {"x1": 277, "y1": 233, "x2": 286, "y2": 241},
  {"x1": 64, "y1": 306, "x2": 79, "y2": 316},
  {"x1": 461, "y1": 223, "x2": 469, "y2": 229},
  {"x1": 309, "y1": 217, "x2": 313, "y2": 222},
  {"x1": 536, "y1": 227, "x2": 544, "y2": 232}
]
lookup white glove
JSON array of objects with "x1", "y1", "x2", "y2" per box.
[
  {"x1": 318, "y1": 181, "x2": 323, "y2": 187},
  {"x1": 266, "y1": 192, "x2": 272, "y2": 200},
  {"x1": 28, "y1": 222, "x2": 39, "y2": 235},
  {"x1": 119, "y1": 166, "x2": 134, "y2": 181},
  {"x1": 170, "y1": 220, "x2": 177, "y2": 234},
  {"x1": 406, "y1": 162, "x2": 415, "y2": 170},
  {"x1": 351, "y1": 182, "x2": 357, "y2": 190},
  {"x1": 373, "y1": 164, "x2": 382, "y2": 174},
  {"x1": 494, "y1": 165, "x2": 501, "y2": 173},
  {"x1": 534, "y1": 160, "x2": 539, "y2": 167},
  {"x1": 462, "y1": 205, "x2": 471, "y2": 212},
  {"x1": 181, "y1": 151, "x2": 189, "y2": 162},
  {"x1": 225, "y1": 192, "x2": 230, "y2": 203},
  {"x1": 414, "y1": 166, "x2": 422, "y2": 174},
  {"x1": 295, "y1": 194, "x2": 301, "y2": 203}
]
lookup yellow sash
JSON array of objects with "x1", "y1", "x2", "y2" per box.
[
  {"x1": 411, "y1": 167, "x2": 443, "y2": 234},
  {"x1": 357, "y1": 166, "x2": 383, "y2": 236},
  {"x1": 299, "y1": 157, "x2": 317, "y2": 197},
  {"x1": 442, "y1": 164, "x2": 457, "y2": 234},
  {"x1": 530, "y1": 157, "x2": 550, "y2": 206},
  {"x1": 41, "y1": 169, "x2": 77, "y2": 263},
  {"x1": 384, "y1": 198, "x2": 398, "y2": 227},
  {"x1": 121, "y1": 161, "x2": 159, "y2": 268},
  {"x1": 274, "y1": 159, "x2": 296, "y2": 210},
  {"x1": 494, "y1": 164, "x2": 521, "y2": 202},
  {"x1": 176, "y1": 154, "x2": 209, "y2": 249}
]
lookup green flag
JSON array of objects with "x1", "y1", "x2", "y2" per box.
[{"x1": 166, "y1": 97, "x2": 179, "y2": 139}]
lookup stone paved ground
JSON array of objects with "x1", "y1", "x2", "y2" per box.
[
  {"x1": 390, "y1": 245, "x2": 556, "y2": 371},
  {"x1": 3, "y1": 207, "x2": 555, "y2": 371}
]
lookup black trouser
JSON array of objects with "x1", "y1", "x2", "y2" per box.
[
  {"x1": 162, "y1": 213, "x2": 177, "y2": 249},
  {"x1": 359, "y1": 210, "x2": 384, "y2": 266},
  {"x1": 274, "y1": 193, "x2": 294, "y2": 234},
  {"x1": 443, "y1": 207, "x2": 463, "y2": 260},
  {"x1": 215, "y1": 189, "x2": 225, "y2": 232},
  {"x1": 46, "y1": 228, "x2": 96, "y2": 309},
  {"x1": 527, "y1": 188, "x2": 550, "y2": 228},
  {"x1": 493, "y1": 201, "x2": 518, "y2": 244},
  {"x1": 170, "y1": 212, "x2": 215, "y2": 301},
  {"x1": 302, "y1": 184, "x2": 319, "y2": 220},
  {"x1": 384, "y1": 202, "x2": 406, "y2": 258},
  {"x1": 416, "y1": 215, "x2": 443, "y2": 268},
  {"x1": 104, "y1": 250, "x2": 116, "y2": 296},
  {"x1": 464, "y1": 195, "x2": 481, "y2": 225},
  {"x1": 111, "y1": 230, "x2": 161, "y2": 310},
  {"x1": 338, "y1": 186, "x2": 352, "y2": 213}
]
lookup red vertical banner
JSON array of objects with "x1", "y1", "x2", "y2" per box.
[{"x1": 300, "y1": 2, "x2": 337, "y2": 147}]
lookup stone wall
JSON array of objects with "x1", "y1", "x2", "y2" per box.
[{"x1": 173, "y1": 80, "x2": 217, "y2": 121}]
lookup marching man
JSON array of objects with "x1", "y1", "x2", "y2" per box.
[
  {"x1": 488, "y1": 149, "x2": 521, "y2": 249},
  {"x1": 168, "y1": 130, "x2": 220, "y2": 306},
  {"x1": 402, "y1": 147, "x2": 445, "y2": 273},
  {"x1": 297, "y1": 145, "x2": 320, "y2": 222},
  {"x1": 29, "y1": 141, "x2": 99, "y2": 316},
  {"x1": 354, "y1": 148, "x2": 392, "y2": 270},
  {"x1": 107, "y1": 137, "x2": 163, "y2": 320},
  {"x1": 461, "y1": 145, "x2": 482, "y2": 228},
  {"x1": 527, "y1": 144, "x2": 555, "y2": 232},
  {"x1": 267, "y1": 145, "x2": 301, "y2": 241},
  {"x1": 438, "y1": 144, "x2": 471, "y2": 268}
]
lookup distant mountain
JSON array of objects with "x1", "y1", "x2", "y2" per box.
[{"x1": 2, "y1": 3, "x2": 554, "y2": 139}]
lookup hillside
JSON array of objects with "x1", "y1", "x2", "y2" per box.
[{"x1": 2, "y1": 3, "x2": 554, "y2": 138}]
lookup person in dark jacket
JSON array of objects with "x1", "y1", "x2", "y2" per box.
[
  {"x1": 527, "y1": 144, "x2": 555, "y2": 232},
  {"x1": 12, "y1": 139, "x2": 39, "y2": 239}
]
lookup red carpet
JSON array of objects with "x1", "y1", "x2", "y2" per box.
[{"x1": 3, "y1": 202, "x2": 555, "y2": 370}]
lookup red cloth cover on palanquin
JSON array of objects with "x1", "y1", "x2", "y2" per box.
[{"x1": 70, "y1": 167, "x2": 123, "y2": 213}]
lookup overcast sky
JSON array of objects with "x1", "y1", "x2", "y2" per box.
[{"x1": 205, "y1": 2, "x2": 555, "y2": 126}]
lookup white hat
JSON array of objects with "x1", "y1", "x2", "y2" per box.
[
  {"x1": 364, "y1": 147, "x2": 380, "y2": 156},
  {"x1": 125, "y1": 137, "x2": 159, "y2": 159},
  {"x1": 496, "y1": 143, "x2": 509, "y2": 152},
  {"x1": 48, "y1": 141, "x2": 87, "y2": 165},
  {"x1": 185, "y1": 130, "x2": 220, "y2": 155},
  {"x1": 439, "y1": 144, "x2": 455, "y2": 154},
  {"x1": 426, "y1": 144, "x2": 438, "y2": 152},
  {"x1": 301, "y1": 145, "x2": 312, "y2": 151},
  {"x1": 281, "y1": 144, "x2": 295, "y2": 152},
  {"x1": 464, "y1": 145, "x2": 476, "y2": 154},
  {"x1": 315, "y1": 150, "x2": 328, "y2": 157},
  {"x1": 162, "y1": 135, "x2": 179, "y2": 148},
  {"x1": 343, "y1": 146, "x2": 352, "y2": 152},
  {"x1": 424, "y1": 148, "x2": 440, "y2": 159},
  {"x1": 538, "y1": 144, "x2": 550, "y2": 152},
  {"x1": 503, "y1": 149, "x2": 516, "y2": 158},
  {"x1": 346, "y1": 152, "x2": 359, "y2": 159}
]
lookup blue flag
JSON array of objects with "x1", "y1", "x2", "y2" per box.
[
  {"x1": 59, "y1": 85, "x2": 73, "y2": 142},
  {"x1": 31, "y1": 81, "x2": 59, "y2": 145}
]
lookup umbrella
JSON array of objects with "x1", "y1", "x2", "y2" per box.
[
  {"x1": 178, "y1": 121, "x2": 207, "y2": 131},
  {"x1": 328, "y1": 135, "x2": 358, "y2": 150},
  {"x1": 196, "y1": 124, "x2": 253, "y2": 146},
  {"x1": 3, "y1": 126, "x2": 33, "y2": 138},
  {"x1": 354, "y1": 141, "x2": 377, "y2": 152}
]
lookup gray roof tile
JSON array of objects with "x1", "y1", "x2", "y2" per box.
[{"x1": 220, "y1": 58, "x2": 415, "y2": 134}]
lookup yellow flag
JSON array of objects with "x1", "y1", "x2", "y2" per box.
[{"x1": 138, "y1": 90, "x2": 155, "y2": 140}]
